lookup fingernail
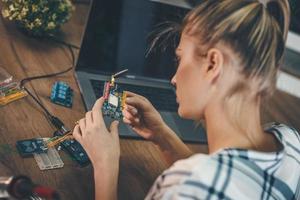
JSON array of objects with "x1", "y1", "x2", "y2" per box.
[{"x1": 133, "y1": 108, "x2": 137, "y2": 114}]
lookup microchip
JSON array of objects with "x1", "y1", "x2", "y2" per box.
[
  {"x1": 108, "y1": 94, "x2": 118, "y2": 107},
  {"x1": 16, "y1": 138, "x2": 48, "y2": 157},
  {"x1": 102, "y1": 81, "x2": 126, "y2": 120}
]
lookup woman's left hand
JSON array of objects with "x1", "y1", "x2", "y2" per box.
[{"x1": 72, "y1": 97, "x2": 120, "y2": 168}]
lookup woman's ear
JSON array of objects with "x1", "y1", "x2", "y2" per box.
[{"x1": 204, "y1": 48, "x2": 224, "y2": 84}]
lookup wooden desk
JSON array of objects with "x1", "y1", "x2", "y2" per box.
[{"x1": 0, "y1": 3, "x2": 299, "y2": 200}]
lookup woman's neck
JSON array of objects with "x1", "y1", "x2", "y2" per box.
[{"x1": 204, "y1": 95, "x2": 279, "y2": 154}]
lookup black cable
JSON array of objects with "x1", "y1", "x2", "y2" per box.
[
  {"x1": 20, "y1": 41, "x2": 76, "y2": 87},
  {"x1": 20, "y1": 66, "x2": 73, "y2": 87},
  {"x1": 23, "y1": 87, "x2": 67, "y2": 132},
  {"x1": 23, "y1": 87, "x2": 68, "y2": 132},
  {"x1": 23, "y1": 87, "x2": 52, "y2": 118},
  {"x1": 48, "y1": 36, "x2": 80, "y2": 50},
  {"x1": 15, "y1": 39, "x2": 77, "y2": 132}
]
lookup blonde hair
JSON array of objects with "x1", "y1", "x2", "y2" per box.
[{"x1": 182, "y1": 0, "x2": 290, "y2": 98}]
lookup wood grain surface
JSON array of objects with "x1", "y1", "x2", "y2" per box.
[{"x1": 0, "y1": 2, "x2": 299, "y2": 200}]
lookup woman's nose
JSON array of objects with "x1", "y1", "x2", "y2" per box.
[{"x1": 171, "y1": 74, "x2": 176, "y2": 86}]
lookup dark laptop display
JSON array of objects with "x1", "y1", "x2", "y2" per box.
[
  {"x1": 77, "y1": 0, "x2": 188, "y2": 80},
  {"x1": 283, "y1": 0, "x2": 300, "y2": 77}
]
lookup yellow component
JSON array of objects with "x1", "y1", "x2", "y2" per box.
[
  {"x1": 121, "y1": 92, "x2": 127, "y2": 109},
  {"x1": 110, "y1": 76, "x2": 115, "y2": 87},
  {"x1": 0, "y1": 90, "x2": 27, "y2": 106}
]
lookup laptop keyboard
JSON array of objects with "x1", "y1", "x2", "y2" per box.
[{"x1": 90, "y1": 80, "x2": 178, "y2": 112}]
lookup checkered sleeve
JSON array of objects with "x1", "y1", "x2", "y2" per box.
[
  {"x1": 145, "y1": 123, "x2": 300, "y2": 200},
  {"x1": 145, "y1": 154, "x2": 231, "y2": 200}
]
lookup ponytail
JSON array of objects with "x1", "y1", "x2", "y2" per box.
[{"x1": 265, "y1": 0, "x2": 290, "y2": 41}]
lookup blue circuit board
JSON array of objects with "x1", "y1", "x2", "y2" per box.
[
  {"x1": 102, "y1": 81, "x2": 126, "y2": 120},
  {"x1": 50, "y1": 81, "x2": 73, "y2": 108}
]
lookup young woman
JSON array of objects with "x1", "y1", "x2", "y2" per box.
[{"x1": 72, "y1": 0, "x2": 300, "y2": 199}]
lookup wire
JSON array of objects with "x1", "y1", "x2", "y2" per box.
[
  {"x1": 23, "y1": 87, "x2": 52, "y2": 118},
  {"x1": 14, "y1": 39, "x2": 77, "y2": 133},
  {"x1": 20, "y1": 66, "x2": 73, "y2": 87},
  {"x1": 48, "y1": 36, "x2": 80, "y2": 50},
  {"x1": 46, "y1": 132, "x2": 73, "y2": 148},
  {"x1": 19, "y1": 39, "x2": 76, "y2": 111},
  {"x1": 20, "y1": 42, "x2": 76, "y2": 87}
]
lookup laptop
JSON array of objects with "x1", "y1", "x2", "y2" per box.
[
  {"x1": 74, "y1": 0, "x2": 207, "y2": 143},
  {"x1": 283, "y1": 1, "x2": 300, "y2": 78}
]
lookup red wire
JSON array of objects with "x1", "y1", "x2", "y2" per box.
[{"x1": 33, "y1": 186, "x2": 59, "y2": 199}]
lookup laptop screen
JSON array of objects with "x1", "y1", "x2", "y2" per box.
[
  {"x1": 76, "y1": 0, "x2": 189, "y2": 81},
  {"x1": 290, "y1": 0, "x2": 300, "y2": 35}
]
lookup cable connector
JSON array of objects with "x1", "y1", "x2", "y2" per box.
[{"x1": 49, "y1": 116, "x2": 69, "y2": 134}]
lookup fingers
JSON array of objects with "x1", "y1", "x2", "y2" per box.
[
  {"x1": 124, "y1": 91, "x2": 144, "y2": 98},
  {"x1": 124, "y1": 104, "x2": 138, "y2": 116},
  {"x1": 124, "y1": 91, "x2": 149, "y2": 105},
  {"x1": 125, "y1": 95, "x2": 149, "y2": 111},
  {"x1": 110, "y1": 121, "x2": 120, "y2": 146},
  {"x1": 79, "y1": 118, "x2": 86, "y2": 131},
  {"x1": 85, "y1": 111, "x2": 93, "y2": 124},
  {"x1": 92, "y1": 97, "x2": 105, "y2": 124},
  {"x1": 123, "y1": 117, "x2": 132, "y2": 125},
  {"x1": 123, "y1": 109, "x2": 140, "y2": 126},
  {"x1": 110, "y1": 121, "x2": 119, "y2": 139},
  {"x1": 72, "y1": 125, "x2": 82, "y2": 142}
]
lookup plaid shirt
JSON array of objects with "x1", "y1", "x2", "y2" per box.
[{"x1": 145, "y1": 123, "x2": 300, "y2": 200}]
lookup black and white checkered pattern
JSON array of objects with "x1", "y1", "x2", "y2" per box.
[{"x1": 145, "y1": 123, "x2": 300, "y2": 200}]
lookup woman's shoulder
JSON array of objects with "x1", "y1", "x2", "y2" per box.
[
  {"x1": 264, "y1": 122, "x2": 300, "y2": 142},
  {"x1": 169, "y1": 153, "x2": 221, "y2": 174},
  {"x1": 146, "y1": 153, "x2": 261, "y2": 200},
  {"x1": 165, "y1": 153, "x2": 231, "y2": 181},
  {"x1": 145, "y1": 154, "x2": 227, "y2": 200}
]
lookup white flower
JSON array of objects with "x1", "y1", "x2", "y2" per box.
[
  {"x1": 47, "y1": 22, "x2": 56, "y2": 30},
  {"x1": 2, "y1": 9, "x2": 10, "y2": 18}
]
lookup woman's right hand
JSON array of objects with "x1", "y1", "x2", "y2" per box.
[{"x1": 122, "y1": 91, "x2": 168, "y2": 143}]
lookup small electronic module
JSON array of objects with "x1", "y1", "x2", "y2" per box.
[
  {"x1": 102, "y1": 69, "x2": 128, "y2": 120},
  {"x1": 16, "y1": 138, "x2": 48, "y2": 157}
]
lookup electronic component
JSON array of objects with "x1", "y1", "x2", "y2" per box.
[
  {"x1": 60, "y1": 139, "x2": 90, "y2": 167},
  {"x1": 33, "y1": 145, "x2": 64, "y2": 170},
  {"x1": 0, "y1": 82, "x2": 19, "y2": 95},
  {"x1": 102, "y1": 83, "x2": 126, "y2": 120},
  {"x1": 0, "y1": 90, "x2": 27, "y2": 106},
  {"x1": 0, "y1": 67, "x2": 27, "y2": 106},
  {"x1": 46, "y1": 132, "x2": 73, "y2": 148},
  {"x1": 0, "y1": 67, "x2": 13, "y2": 86},
  {"x1": 50, "y1": 81, "x2": 73, "y2": 108},
  {"x1": 54, "y1": 131, "x2": 90, "y2": 167},
  {"x1": 16, "y1": 138, "x2": 48, "y2": 157},
  {"x1": 102, "y1": 69, "x2": 128, "y2": 120}
]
